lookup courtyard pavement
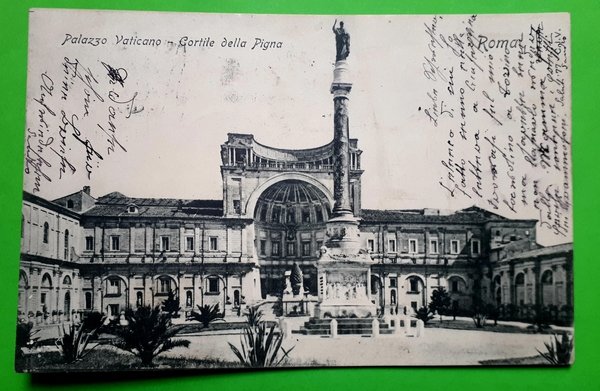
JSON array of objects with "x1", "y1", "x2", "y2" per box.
[{"x1": 165, "y1": 326, "x2": 560, "y2": 366}]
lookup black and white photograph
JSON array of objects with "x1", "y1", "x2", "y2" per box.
[{"x1": 16, "y1": 9, "x2": 573, "y2": 371}]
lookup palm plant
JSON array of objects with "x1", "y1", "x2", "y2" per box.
[
  {"x1": 413, "y1": 306, "x2": 434, "y2": 325},
  {"x1": 229, "y1": 322, "x2": 294, "y2": 367},
  {"x1": 188, "y1": 303, "x2": 224, "y2": 328},
  {"x1": 161, "y1": 290, "x2": 181, "y2": 318},
  {"x1": 245, "y1": 305, "x2": 264, "y2": 329},
  {"x1": 537, "y1": 333, "x2": 573, "y2": 365},
  {"x1": 55, "y1": 322, "x2": 101, "y2": 363},
  {"x1": 113, "y1": 306, "x2": 190, "y2": 366}
]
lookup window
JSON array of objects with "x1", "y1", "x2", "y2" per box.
[
  {"x1": 85, "y1": 292, "x2": 92, "y2": 309},
  {"x1": 451, "y1": 280, "x2": 460, "y2": 293},
  {"x1": 207, "y1": 277, "x2": 220, "y2": 294},
  {"x1": 209, "y1": 237, "x2": 218, "y2": 251},
  {"x1": 429, "y1": 238, "x2": 438, "y2": 254},
  {"x1": 157, "y1": 277, "x2": 171, "y2": 294},
  {"x1": 67, "y1": 200, "x2": 74, "y2": 209},
  {"x1": 160, "y1": 236, "x2": 170, "y2": 252},
  {"x1": 286, "y1": 209, "x2": 295, "y2": 224},
  {"x1": 409, "y1": 239, "x2": 417, "y2": 254},
  {"x1": 108, "y1": 304, "x2": 119, "y2": 317},
  {"x1": 408, "y1": 277, "x2": 420, "y2": 293},
  {"x1": 302, "y1": 208, "x2": 311, "y2": 223},
  {"x1": 367, "y1": 239, "x2": 375, "y2": 253},
  {"x1": 186, "y1": 236, "x2": 194, "y2": 252},
  {"x1": 21, "y1": 215, "x2": 24, "y2": 238},
  {"x1": 272, "y1": 241, "x2": 280, "y2": 256},
  {"x1": 388, "y1": 239, "x2": 396, "y2": 253},
  {"x1": 43, "y1": 222, "x2": 49, "y2": 244},
  {"x1": 272, "y1": 206, "x2": 281, "y2": 222},
  {"x1": 63, "y1": 275, "x2": 72, "y2": 285},
  {"x1": 64, "y1": 230, "x2": 70, "y2": 259},
  {"x1": 107, "y1": 278, "x2": 121, "y2": 295},
  {"x1": 315, "y1": 208, "x2": 323, "y2": 222},
  {"x1": 390, "y1": 277, "x2": 398, "y2": 288},
  {"x1": 260, "y1": 207, "x2": 268, "y2": 221},
  {"x1": 110, "y1": 236, "x2": 120, "y2": 251},
  {"x1": 128, "y1": 205, "x2": 138, "y2": 214},
  {"x1": 302, "y1": 241, "x2": 311, "y2": 256},
  {"x1": 259, "y1": 240, "x2": 266, "y2": 255},
  {"x1": 233, "y1": 200, "x2": 241, "y2": 214},
  {"x1": 136, "y1": 291, "x2": 143, "y2": 307},
  {"x1": 85, "y1": 236, "x2": 94, "y2": 251},
  {"x1": 450, "y1": 240, "x2": 460, "y2": 254},
  {"x1": 287, "y1": 242, "x2": 296, "y2": 256},
  {"x1": 471, "y1": 239, "x2": 480, "y2": 255}
]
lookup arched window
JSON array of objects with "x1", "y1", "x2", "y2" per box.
[
  {"x1": 43, "y1": 222, "x2": 49, "y2": 244},
  {"x1": 64, "y1": 229, "x2": 70, "y2": 260},
  {"x1": 541, "y1": 270, "x2": 555, "y2": 306},
  {"x1": 541, "y1": 270, "x2": 553, "y2": 285},
  {"x1": 157, "y1": 276, "x2": 172, "y2": 294},
  {"x1": 515, "y1": 272, "x2": 526, "y2": 306},
  {"x1": 19, "y1": 270, "x2": 28, "y2": 289},
  {"x1": 449, "y1": 277, "x2": 465, "y2": 293},
  {"x1": 408, "y1": 276, "x2": 422, "y2": 293},
  {"x1": 41, "y1": 273, "x2": 53, "y2": 288},
  {"x1": 515, "y1": 273, "x2": 525, "y2": 285},
  {"x1": 63, "y1": 275, "x2": 72, "y2": 285},
  {"x1": 136, "y1": 291, "x2": 143, "y2": 307},
  {"x1": 106, "y1": 277, "x2": 122, "y2": 295}
]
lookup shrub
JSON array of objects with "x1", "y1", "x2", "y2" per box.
[
  {"x1": 82, "y1": 311, "x2": 106, "y2": 333},
  {"x1": 229, "y1": 322, "x2": 294, "y2": 367},
  {"x1": 188, "y1": 303, "x2": 225, "y2": 328},
  {"x1": 55, "y1": 323, "x2": 101, "y2": 363},
  {"x1": 485, "y1": 304, "x2": 499, "y2": 326},
  {"x1": 530, "y1": 305, "x2": 551, "y2": 332},
  {"x1": 161, "y1": 290, "x2": 181, "y2": 318},
  {"x1": 537, "y1": 333, "x2": 573, "y2": 365},
  {"x1": 113, "y1": 306, "x2": 190, "y2": 366},
  {"x1": 413, "y1": 307, "x2": 434, "y2": 324},
  {"x1": 472, "y1": 312, "x2": 487, "y2": 328},
  {"x1": 429, "y1": 288, "x2": 451, "y2": 322},
  {"x1": 290, "y1": 263, "x2": 303, "y2": 295},
  {"x1": 16, "y1": 321, "x2": 39, "y2": 358}
]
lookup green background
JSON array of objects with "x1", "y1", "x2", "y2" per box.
[{"x1": 1, "y1": 0, "x2": 598, "y2": 389}]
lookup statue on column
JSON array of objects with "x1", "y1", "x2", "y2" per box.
[{"x1": 332, "y1": 19, "x2": 350, "y2": 61}]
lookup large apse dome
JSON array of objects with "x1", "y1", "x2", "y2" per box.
[{"x1": 254, "y1": 180, "x2": 331, "y2": 297}]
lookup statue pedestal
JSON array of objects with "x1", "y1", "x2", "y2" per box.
[
  {"x1": 314, "y1": 254, "x2": 376, "y2": 318},
  {"x1": 314, "y1": 215, "x2": 376, "y2": 319}
]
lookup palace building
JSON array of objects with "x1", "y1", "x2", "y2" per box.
[{"x1": 18, "y1": 133, "x2": 573, "y2": 325}]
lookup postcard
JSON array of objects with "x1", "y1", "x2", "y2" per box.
[{"x1": 16, "y1": 9, "x2": 573, "y2": 371}]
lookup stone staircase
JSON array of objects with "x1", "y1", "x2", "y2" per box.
[{"x1": 297, "y1": 317, "x2": 394, "y2": 336}]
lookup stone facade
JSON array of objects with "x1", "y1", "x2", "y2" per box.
[{"x1": 18, "y1": 134, "x2": 573, "y2": 324}]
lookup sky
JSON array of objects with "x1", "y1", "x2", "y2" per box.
[{"x1": 24, "y1": 11, "x2": 572, "y2": 246}]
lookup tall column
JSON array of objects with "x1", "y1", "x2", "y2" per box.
[{"x1": 331, "y1": 62, "x2": 353, "y2": 218}]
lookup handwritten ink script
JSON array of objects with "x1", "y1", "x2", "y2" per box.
[
  {"x1": 24, "y1": 57, "x2": 143, "y2": 194},
  {"x1": 421, "y1": 15, "x2": 571, "y2": 240}
]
